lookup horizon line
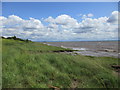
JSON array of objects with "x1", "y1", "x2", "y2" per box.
[{"x1": 34, "y1": 40, "x2": 119, "y2": 42}]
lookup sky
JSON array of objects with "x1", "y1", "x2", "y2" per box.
[{"x1": 1, "y1": 2, "x2": 119, "y2": 41}]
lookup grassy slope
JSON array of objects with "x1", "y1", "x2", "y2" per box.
[{"x1": 2, "y1": 39, "x2": 119, "y2": 88}]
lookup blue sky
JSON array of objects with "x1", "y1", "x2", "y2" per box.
[
  {"x1": 1, "y1": 2, "x2": 119, "y2": 41},
  {"x1": 2, "y1": 2, "x2": 117, "y2": 20}
]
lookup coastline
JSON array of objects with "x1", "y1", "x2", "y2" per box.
[{"x1": 43, "y1": 41, "x2": 119, "y2": 58}]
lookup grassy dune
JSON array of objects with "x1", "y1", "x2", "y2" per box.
[{"x1": 2, "y1": 39, "x2": 119, "y2": 88}]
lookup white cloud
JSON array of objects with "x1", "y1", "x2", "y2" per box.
[
  {"x1": 0, "y1": 11, "x2": 119, "y2": 41},
  {"x1": 107, "y1": 11, "x2": 119, "y2": 24},
  {"x1": 82, "y1": 14, "x2": 87, "y2": 19},
  {"x1": 82, "y1": 13, "x2": 94, "y2": 19},
  {"x1": 23, "y1": 17, "x2": 44, "y2": 29},
  {"x1": 48, "y1": 23, "x2": 58, "y2": 29},
  {"x1": 55, "y1": 14, "x2": 77, "y2": 25},
  {"x1": 87, "y1": 13, "x2": 94, "y2": 17},
  {"x1": 45, "y1": 14, "x2": 80, "y2": 29},
  {"x1": 44, "y1": 16, "x2": 55, "y2": 23}
]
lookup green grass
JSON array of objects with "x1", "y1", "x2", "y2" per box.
[{"x1": 2, "y1": 39, "x2": 119, "y2": 88}]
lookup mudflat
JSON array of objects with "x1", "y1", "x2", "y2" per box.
[{"x1": 44, "y1": 41, "x2": 119, "y2": 58}]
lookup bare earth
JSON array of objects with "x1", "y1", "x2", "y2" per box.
[{"x1": 44, "y1": 41, "x2": 119, "y2": 58}]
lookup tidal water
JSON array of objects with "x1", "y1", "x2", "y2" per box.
[{"x1": 43, "y1": 41, "x2": 119, "y2": 58}]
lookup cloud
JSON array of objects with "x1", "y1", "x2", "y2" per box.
[
  {"x1": 0, "y1": 11, "x2": 119, "y2": 41},
  {"x1": 45, "y1": 14, "x2": 79, "y2": 29},
  {"x1": 44, "y1": 16, "x2": 55, "y2": 23},
  {"x1": 87, "y1": 13, "x2": 94, "y2": 17},
  {"x1": 82, "y1": 15, "x2": 87, "y2": 19},
  {"x1": 55, "y1": 15, "x2": 77, "y2": 25},
  {"x1": 82, "y1": 13, "x2": 94, "y2": 19},
  {"x1": 107, "y1": 11, "x2": 119, "y2": 24}
]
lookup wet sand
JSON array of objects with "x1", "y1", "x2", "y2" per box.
[{"x1": 44, "y1": 41, "x2": 119, "y2": 58}]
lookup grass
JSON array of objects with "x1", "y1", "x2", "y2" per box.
[{"x1": 2, "y1": 38, "x2": 119, "y2": 88}]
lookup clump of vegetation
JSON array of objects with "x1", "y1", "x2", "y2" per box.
[
  {"x1": 2, "y1": 38, "x2": 119, "y2": 88},
  {"x1": 1, "y1": 36, "x2": 31, "y2": 42}
]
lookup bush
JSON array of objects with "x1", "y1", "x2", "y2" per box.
[{"x1": 4, "y1": 36, "x2": 31, "y2": 42}]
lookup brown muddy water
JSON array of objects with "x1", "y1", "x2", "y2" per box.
[{"x1": 43, "y1": 41, "x2": 119, "y2": 58}]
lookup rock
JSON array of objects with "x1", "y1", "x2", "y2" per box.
[{"x1": 103, "y1": 49, "x2": 116, "y2": 52}]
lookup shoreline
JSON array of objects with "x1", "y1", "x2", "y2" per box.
[{"x1": 43, "y1": 41, "x2": 119, "y2": 58}]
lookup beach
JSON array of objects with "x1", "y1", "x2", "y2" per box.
[{"x1": 44, "y1": 41, "x2": 119, "y2": 58}]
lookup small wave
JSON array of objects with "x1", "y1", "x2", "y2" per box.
[{"x1": 72, "y1": 48, "x2": 87, "y2": 51}]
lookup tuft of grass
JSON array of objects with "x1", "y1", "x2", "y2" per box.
[{"x1": 2, "y1": 38, "x2": 119, "y2": 88}]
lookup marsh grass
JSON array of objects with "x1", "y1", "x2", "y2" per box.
[{"x1": 2, "y1": 39, "x2": 119, "y2": 88}]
